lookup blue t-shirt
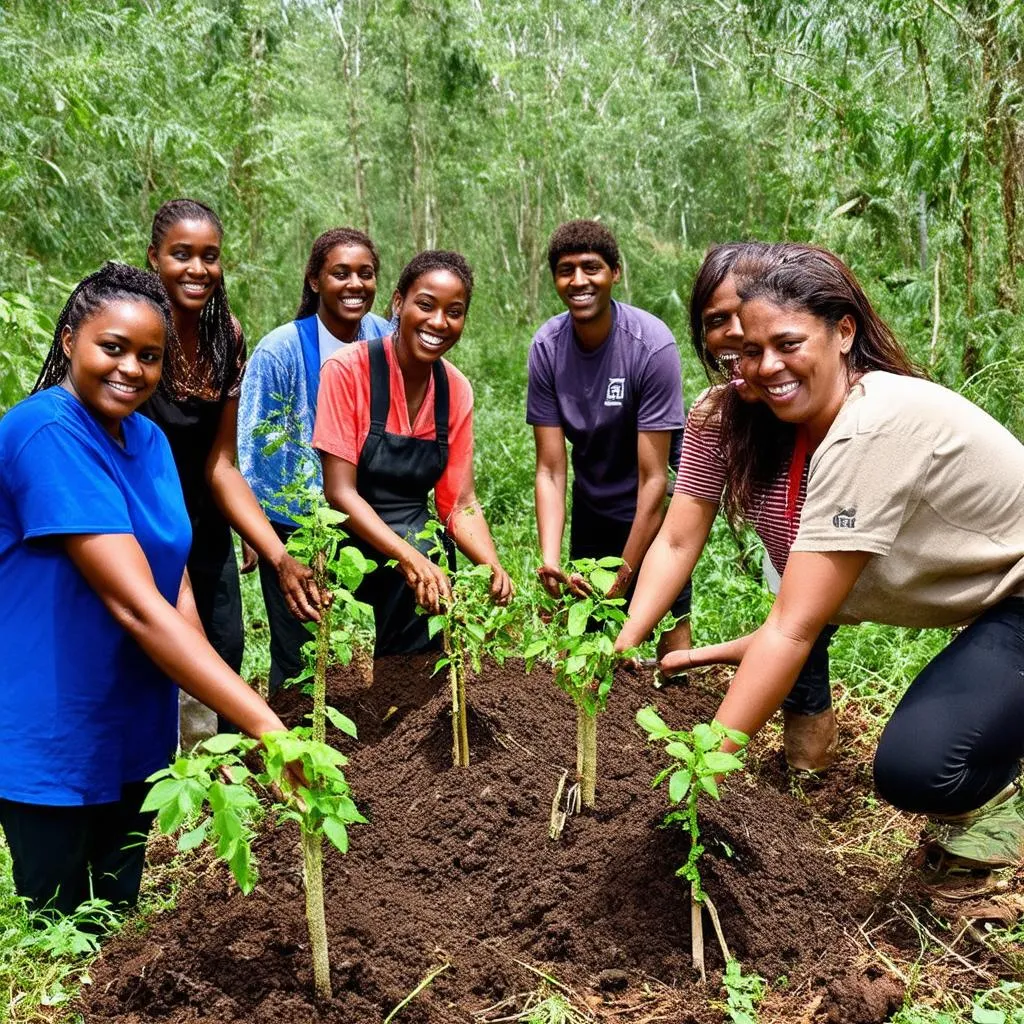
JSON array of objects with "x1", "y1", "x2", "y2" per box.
[
  {"x1": 0, "y1": 387, "x2": 191, "y2": 806},
  {"x1": 526, "y1": 301, "x2": 685, "y2": 521}
]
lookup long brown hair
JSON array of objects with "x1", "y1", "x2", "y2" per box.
[{"x1": 719, "y1": 243, "x2": 927, "y2": 521}]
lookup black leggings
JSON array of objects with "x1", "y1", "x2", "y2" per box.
[
  {"x1": 0, "y1": 781, "x2": 154, "y2": 919},
  {"x1": 874, "y1": 598, "x2": 1024, "y2": 816}
]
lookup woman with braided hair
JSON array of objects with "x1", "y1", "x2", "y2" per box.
[
  {"x1": 143, "y1": 200, "x2": 321, "y2": 741},
  {"x1": 1, "y1": 264, "x2": 293, "y2": 918},
  {"x1": 238, "y1": 227, "x2": 390, "y2": 692}
]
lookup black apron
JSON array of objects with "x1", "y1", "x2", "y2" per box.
[{"x1": 355, "y1": 338, "x2": 455, "y2": 655}]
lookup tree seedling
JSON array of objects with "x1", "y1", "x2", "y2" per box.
[
  {"x1": 146, "y1": 408, "x2": 377, "y2": 1002},
  {"x1": 526, "y1": 557, "x2": 631, "y2": 810},
  {"x1": 719, "y1": 958, "x2": 766, "y2": 1024},
  {"x1": 636, "y1": 708, "x2": 748, "y2": 984},
  {"x1": 427, "y1": 558, "x2": 519, "y2": 767}
]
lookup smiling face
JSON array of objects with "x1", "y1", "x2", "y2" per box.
[
  {"x1": 393, "y1": 268, "x2": 468, "y2": 364},
  {"x1": 701, "y1": 274, "x2": 747, "y2": 387},
  {"x1": 61, "y1": 299, "x2": 166, "y2": 437},
  {"x1": 147, "y1": 217, "x2": 223, "y2": 315},
  {"x1": 738, "y1": 298, "x2": 856, "y2": 442},
  {"x1": 311, "y1": 243, "x2": 378, "y2": 339},
  {"x1": 552, "y1": 251, "x2": 620, "y2": 325}
]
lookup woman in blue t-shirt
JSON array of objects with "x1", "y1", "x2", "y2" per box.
[
  {"x1": 238, "y1": 227, "x2": 390, "y2": 692},
  {"x1": 0, "y1": 263, "x2": 296, "y2": 919}
]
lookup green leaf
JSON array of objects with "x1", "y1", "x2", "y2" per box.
[
  {"x1": 635, "y1": 706, "x2": 669, "y2": 736},
  {"x1": 692, "y1": 723, "x2": 719, "y2": 751},
  {"x1": 523, "y1": 639, "x2": 548, "y2": 659},
  {"x1": 177, "y1": 818, "x2": 211, "y2": 852},
  {"x1": 590, "y1": 567, "x2": 616, "y2": 594},
  {"x1": 324, "y1": 705, "x2": 358, "y2": 739},
  {"x1": 972, "y1": 1010, "x2": 1006, "y2": 1024},
  {"x1": 667, "y1": 769, "x2": 691, "y2": 804},
  {"x1": 141, "y1": 777, "x2": 184, "y2": 814},
  {"x1": 567, "y1": 601, "x2": 591, "y2": 637},
  {"x1": 699, "y1": 775, "x2": 721, "y2": 800},
  {"x1": 427, "y1": 614, "x2": 446, "y2": 639},
  {"x1": 664, "y1": 741, "x2": 694, "y2": 763},
  {"x1": 322, "y1": 816, "x2": 350, "y2": 854},
  {"x1": 703, "y1": 751, "x2": 744, "y2": 774}
]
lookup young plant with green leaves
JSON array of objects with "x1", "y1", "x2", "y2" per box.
[
  {"x1": 636, "y1": 708, "x2": 748, "y2": 984},
  {"x1": 144, "y1": 726, "x2": 366, "y2": 1001},
  {"x1": 526, "y1": 557, "x2": 631, "y2": 809},
  {"x1": 145, "y1": 407, "x2": 377, "y2": 1002},
  {"x1": 427, "y1": 559, "x2": 519, "y2": 766}
]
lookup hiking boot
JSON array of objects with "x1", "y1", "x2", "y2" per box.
[
  {"x1": 928, "y1": 785, "x2": 1024, "y2": 869},
  {"x1": 782, "y1": 708, "x2": 838, "y2": 772}
]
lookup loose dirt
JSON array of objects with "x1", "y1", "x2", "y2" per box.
[{"x1": 80, "y1": 659, "x2": 969, "y2": 1022}]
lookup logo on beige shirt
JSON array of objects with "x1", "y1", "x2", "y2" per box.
[{"x1": 832, "y1": 507, "x2": 857, "y2": 528}]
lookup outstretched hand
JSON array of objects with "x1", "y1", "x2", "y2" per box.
[
  {"x1": 400, "y1": 549, "x2": 452, "y2": 614},
  {"x1": 489, "y1": 563, "x2": 514, "y2": 605}
]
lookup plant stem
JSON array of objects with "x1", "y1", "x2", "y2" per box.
[
  {"x1": 446, "y1": 632, "x2": 469, "y2": 767},
  {"x1": 690, "y1": 885, "x2": 706, "y2": 985},
  {"x1": 305, "y1": 551, "x2": 332, "y2": 999},
  {"x1": 313, "y1": 552, "x2": 331, "y2": 745},
  {"x1": 302, "y1": 828, "x2": 332, "y2": 1001},
  {"x1": 577, "y1": 707, "x2": 597, "y2": 808}
]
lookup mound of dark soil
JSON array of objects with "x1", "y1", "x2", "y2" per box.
[{"x1": 83, "y1": 658, "x2": 912, "y2": 1023}]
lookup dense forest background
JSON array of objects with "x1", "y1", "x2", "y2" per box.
[{"x1": 1, "y1": 0, "x2": 1022, "y2": 431}]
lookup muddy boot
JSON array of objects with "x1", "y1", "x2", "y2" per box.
[
  {"x1": 782, "y1": 708, "x2": 838, "y2": 772},
  {"x1": 928, "y1": 785, "x2": 1024, "y2": 869}
]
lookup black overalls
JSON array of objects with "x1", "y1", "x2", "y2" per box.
[{"x1": 355, "y1": 338, "x2": 455, "y2": 655}]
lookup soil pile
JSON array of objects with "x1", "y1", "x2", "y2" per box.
[{"x1": 83, "y1": 658, "x2": 911, "y2": 1023}]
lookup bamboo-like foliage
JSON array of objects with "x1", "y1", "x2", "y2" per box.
[{"x1": 0, "y1": 0, "x2": 1021, "y2": 411}]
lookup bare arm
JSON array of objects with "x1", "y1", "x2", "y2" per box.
[
  {"x1": 533, "y1": 424, "x2": 568, "y2": 596},
  {"x1": 615, "y1": 491, "x2": 717, "y2": 651},
  {"x1": 320, "y1": 451, "x2": 451, "y2": 613},
  {"x1": 446, "y1": 464, "x2": 513, "y2": 604},
  {"x1": 713, "y1": 550, "x2": 869, "y2": 751},
  {"x1": 206, "y1": 397, "x2": 320, "y2": 621},
  {"x1": 614, "y1": 430, "x2": 673, "y2": 595},
  {"x1": 65, "y1": 534, "x2": 286, "y2": 739},
  {"x1": 175, "y1": 568, "x2": 204, "y2": 635}
]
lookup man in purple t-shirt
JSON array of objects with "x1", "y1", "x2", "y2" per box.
[{"x1": 527, "y1": 220, "x2": 691, "y2": 654}]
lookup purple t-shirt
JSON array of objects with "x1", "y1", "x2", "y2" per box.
[{"x1": 526, "y1": 301, "x2": 685, "y2": 521}]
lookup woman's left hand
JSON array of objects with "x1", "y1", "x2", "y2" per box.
[
  {"x1": 275, "y1": 551, "x2": 324, "y2": 622},
  {"x1": 489, "y1": 563, "x2": 514, "y2": 606}
]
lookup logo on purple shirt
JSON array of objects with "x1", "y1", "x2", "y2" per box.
[{"x1": 605, "y1": 377, "x2": 625, "y2": 406}]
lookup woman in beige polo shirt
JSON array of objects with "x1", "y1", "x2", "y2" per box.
[{"x1": 683, "y1": 243, "x2": 1024, "y2": 870}]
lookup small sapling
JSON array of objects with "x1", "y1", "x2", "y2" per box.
[
  {"x1": 525, "y1": 557, "x2": 630, "y2": 809},
  {"x1": 420, "y1": 521, "x2": 518, "y2": 766},
  {"x1": 636, "y1": 708, "x2": 748, "y2": 983}
]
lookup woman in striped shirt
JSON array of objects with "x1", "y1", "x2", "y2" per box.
[{"x1": 615, "y1": 242, "x2": 839, "y2": 770}]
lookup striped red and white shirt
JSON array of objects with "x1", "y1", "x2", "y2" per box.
[{"x1": 674, "y1": 391, "x2": 807, "y2": 576}]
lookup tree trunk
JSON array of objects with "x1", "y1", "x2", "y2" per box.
[{"x1": 302, "y1": 829, "x2": 332, "y2": 1001}]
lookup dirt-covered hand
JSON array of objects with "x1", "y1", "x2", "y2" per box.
[
  {"x1": 606, "y1": 561, "x2": 633, "y2": 598},
  {"x1": 489, "y1": 563, "x2": 514, "y2": 605},
  {"x1": 566, "y1": 571, "x2": 593, "y2": 599},
  {"x1": 276, "y1": 551, "x2": 323, "y2": 622},
  {"x1": 401, "y1": 549, "x2": 451, "y2": 614},
  {"x1": 536, "y1": 563, "x2": 567, "y2": 599}
]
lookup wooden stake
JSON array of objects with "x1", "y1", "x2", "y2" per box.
[{"x1": 690, "y1": 886, "x2": 706, "y2": 984}]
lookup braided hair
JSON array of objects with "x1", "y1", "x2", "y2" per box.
[
  {"x1": 394, "y1": 250, "x2": 474, "y2": 313},
  {"x1": 296, "y1": 227, "x2": 380, "y2": 319},
  {"x1": 149, "y1": 198, "x2": 240, "y2": 396},
  {"x1": 33, "y1": 262, "x2": 176, "y2": 393}
]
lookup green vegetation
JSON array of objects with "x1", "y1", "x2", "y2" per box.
[
  {"x1": 428, "y1": 558, "x2": 519, "y2": 766},
  {"x1": 638, "y1": 709, "x2": 749, "y2": 983},
  {"x1": 526, "y1": 557, "x2": 630, "y2": 809}
]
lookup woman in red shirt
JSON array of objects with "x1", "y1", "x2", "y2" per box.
[{"x1": 314, "y1": 250, "x2": 512, "y2": 655}]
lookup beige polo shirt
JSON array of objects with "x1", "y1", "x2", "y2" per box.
[{"x1": 793, "y1": 371, "x2": 1024, "y2": 627}]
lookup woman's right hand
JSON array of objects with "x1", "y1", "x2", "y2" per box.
[{"x1": 399, "y1": 548, "x2": 451, "y2": 614}]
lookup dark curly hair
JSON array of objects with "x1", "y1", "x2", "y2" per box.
[
  {"x1": 33, "y1": 262, "x2": 177, "y2": 392},
  {"x1": 296, "y1": 227, "x2": 380, "y2": 319},
  {"x1": 394, "y1": 250, "x2": 474, "y2": 311},
  {"x1": 547, "y1": 219, "x2": 620, "y2": 274},
  {"x1": 717, "y1": 242, "x2": 927, "y2": 524},
  {"x1": 149, "y1": 198, "x2": 241, "y2": 397}
]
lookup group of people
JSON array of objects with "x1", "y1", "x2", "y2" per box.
[{"x1": 1, "y1": 202, "x2": 1022, "y2": 925}]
